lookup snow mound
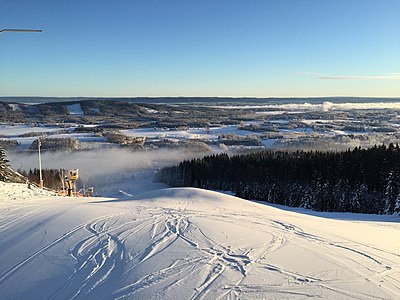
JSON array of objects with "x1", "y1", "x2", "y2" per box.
[
  {"x1": 132, "y1": 187, "x2": 248, "y2": 206},
  {"x1": 0, "y1": 182, "x2": 56, "y2": 201},
  {"x1": 0, "y1": 186, "x2": 399, "y2": 299}
]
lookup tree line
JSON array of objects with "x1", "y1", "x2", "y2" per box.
[
  {"x1": 19, "y1": 168, "x2": 64, "y2": 190},
  {"x1": 156, "y1": 144, "x2": 400, "y2": 215}
]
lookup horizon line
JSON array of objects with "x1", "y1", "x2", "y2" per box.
[{"x1": 1, "y1": 95, "x2": 400, "y2": 99}]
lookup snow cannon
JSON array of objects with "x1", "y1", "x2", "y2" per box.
[
  {"x1": 86, "y1": 187, "x2": 94, "y2": 197},
  {"x1": 70, "y1": 169, "x2": 79, "y2": 181}
]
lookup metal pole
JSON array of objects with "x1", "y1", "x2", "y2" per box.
[
  {"x1": 38, "y1": 139, "x2": 43, "y2": 188},
  {"x1": 61, "y1": 169, "x2": 65, "y2": 193}
]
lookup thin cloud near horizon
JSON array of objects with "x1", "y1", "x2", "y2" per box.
[{"x1": 297, "y1": 72, "x2": 400, "y2": 80}]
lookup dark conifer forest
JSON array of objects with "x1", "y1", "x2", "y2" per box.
[
  {"x1": 18, "y1": 168, "x2": 64, "y2": 190},
  {"x1": 157, "y1": 144, "x2": 400, "y2": 215}
]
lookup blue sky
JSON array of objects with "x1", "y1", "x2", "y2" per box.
[{"x1": 0, "y1": 0, "x2": 399, "y2": 97}]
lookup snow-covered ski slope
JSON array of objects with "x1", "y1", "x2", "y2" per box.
[{"x1": 0, "y1": 183, "x2": 399, "y2": 299}]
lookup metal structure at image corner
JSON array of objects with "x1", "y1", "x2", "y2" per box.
[{"x1": 0, "y1": 29, "x2": 42, "y2": 34}]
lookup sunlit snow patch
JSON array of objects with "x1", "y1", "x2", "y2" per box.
[
  {"x1": 67, "y1": 104, "x2": 84, "y2": 115},
  {"x1": 8, "y1": 104, "x2": 21, "y2": 111},
  {"x1": 144, "y1": 107, "x2": 158, "y2": 114}
]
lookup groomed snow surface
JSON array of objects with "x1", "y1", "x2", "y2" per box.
[{"x1": 0, "y1": 183, "x2": 399, "y2": 299}]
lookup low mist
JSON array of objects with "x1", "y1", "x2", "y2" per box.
[{"x1": 6, "y1": 148, "x2": 211, "y2": 196}]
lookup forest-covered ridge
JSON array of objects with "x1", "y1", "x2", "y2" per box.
[{"x1": 157, "y1": 144, "x2": 400, "y2": 215}]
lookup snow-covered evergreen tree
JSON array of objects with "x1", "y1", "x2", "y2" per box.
[
  {"x1": 0, "y1": 147, "x2": 26, "y2": 183},
  {"x1": 384, "y1": 171, "x2": 399, "y2": 214},
  {"x1": 0, "y1": 147, "x2": 10, "y2": 181},
  {"x1": 300, "y1": 187, "x2": 313, "y2": 209},
  {"x1": 394, "y1": 194, "x2": 400, "y2": 215},
  {"x1": 334, "y1": 179, "x2": 350, "y2": 212},
  {"x1": 350, "y1": 183, "x2": 368, "y2": 213}
]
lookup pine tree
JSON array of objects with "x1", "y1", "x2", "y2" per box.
[
  {"x1": 394, "y1": 194, "x2": 400, "y2": 215},
  {"x1": 0, "y1": 147, "x2": 10, "y2": 181},
  {"x1": 384, "y1": 171, "x2": 398, "y2": 214},
  {"x1": 0, "y1": 146, "x2": 26, "y2": 183},
  {"x1": 350, "y1": 183, "x2": 368, "y2": 213}
]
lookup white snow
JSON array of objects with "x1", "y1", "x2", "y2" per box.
[
  {"x1": 67, "y1": 104, "x2": 84, "y2": 115},
  {"x1": 144, "y1": 107, "x2": 158, "y2": 114},
  {"x1": 302, "y1": 119, "x2": 342, "y2": 125},
  {"x1": 1, "y1": 183, "x2": 399, "y2": 299},
  {"x1": 0, "y1": 124, "x2": 63, "y2": 137},
  {"x1": 48, "y1": 132, "x2": 106, "y2": 142},
  {"x1": 261, "y1": 138, "x2": 276, "y2": 147},
  {"x1": 121, "y1": 126, "x2": 256, "y2": 141},
  {"x1": 255, "y1": 111, "x2": 286, "y2": 115},
  {"x1": 8, "y1": 104, "x2": 21, "y2": 111}
]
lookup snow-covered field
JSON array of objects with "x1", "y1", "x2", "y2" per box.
[
  {"x1": 120, "y1": 126, "x2": 256, "y2": 142},
  {"x1": 4, "y1": 99, "x2": 400, "y2": 153},
  {"x1": 0, "y1": 124, "x2": 63, "y2": 137},
  {"x1": 1, "y1": 183, "x2": 399, "y2": 299}
]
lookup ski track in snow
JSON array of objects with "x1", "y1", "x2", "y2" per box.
[{"x1": 0, "y1": 186, "x2": 399, "y2": 299}]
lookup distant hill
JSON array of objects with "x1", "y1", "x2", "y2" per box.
[{"x1": 1, "y1": 96, "x2": 400, "y2": 105}]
